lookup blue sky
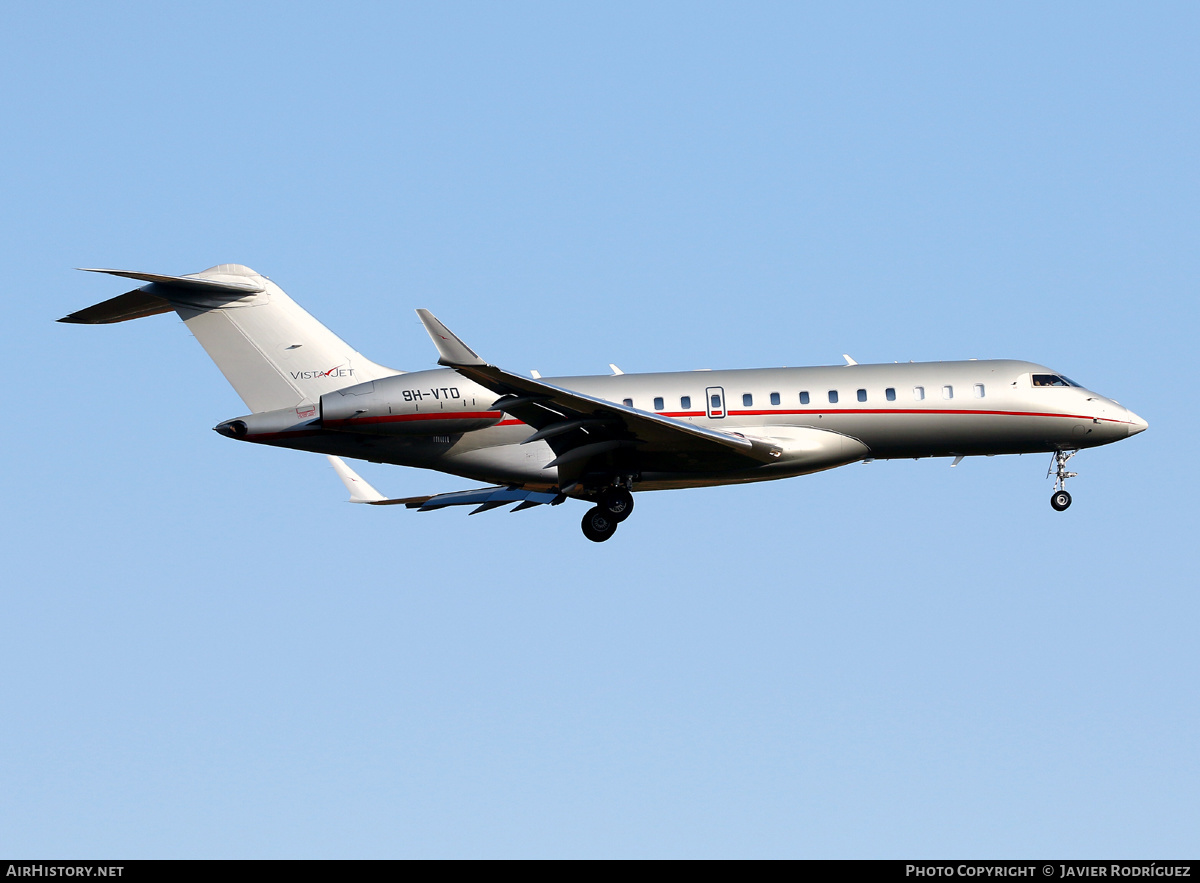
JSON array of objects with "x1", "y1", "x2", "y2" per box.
[{"x1": 1, "y1": 2, "x2": 1196, "y2": 858}]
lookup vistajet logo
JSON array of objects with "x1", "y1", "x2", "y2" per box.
[{"x1": 291, "y1": 366, "x2": 355, "y2": 381}]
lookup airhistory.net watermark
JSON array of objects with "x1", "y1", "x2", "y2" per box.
[{"x1": 6, "y1": 867, "x2": 123, "y2": 877}]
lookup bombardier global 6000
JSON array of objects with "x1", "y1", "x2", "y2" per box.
[{"x1": 61, "y1": 264, "x2": 1148, "y2": 542}]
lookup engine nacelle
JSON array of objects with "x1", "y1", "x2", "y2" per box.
[{"x1": 320, "y1": 374, "x2": 503, "y2": 436}]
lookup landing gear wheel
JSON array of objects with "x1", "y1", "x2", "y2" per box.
[
  {"x1": 599, "y1": 487, "x2": 635, "y2": 522},
  {"x1": 581, "y1": 506, "x2": 619, "y2": 542},
  {"x1": 1051, "y1": 490, "x2": 1072, "y2": 511},
  {"x1": 1047, "y1": 451, "x2": 1078, "y2": 512}
]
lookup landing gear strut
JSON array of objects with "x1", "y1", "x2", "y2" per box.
[{"x1": 1048, "y1": 450, "x2": 1077, "y2": 512}]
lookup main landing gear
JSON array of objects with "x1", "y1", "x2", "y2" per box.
[
  {"x1": 1048, "y1": 450, "x2": 1078, "y2": 512},
  {"x1": 581, "y1": 506, "x2": 619, "y2": 542},
  {"x1": 598, "y1": 486, "x2": 634, "y2": 521},
  {"x1": 580, "y1": 480, "x2": 636, "y2": 542}
]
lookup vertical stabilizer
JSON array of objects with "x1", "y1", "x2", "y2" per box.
[{"x1": 64, "y1": 265, "x2": 401, "y2": 412}]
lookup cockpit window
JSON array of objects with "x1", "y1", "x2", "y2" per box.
[{"x1": 1032, "y1": 374, "x2": 1077, "y2": 388}]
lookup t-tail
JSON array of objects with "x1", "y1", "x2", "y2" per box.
[{"x1": 60, "y1": 264, "x2": 401, "y2": 412}]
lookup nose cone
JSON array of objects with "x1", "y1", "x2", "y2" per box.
[{"x1": 1126, "y1": 411, "x2": 1148, "y2": 436}]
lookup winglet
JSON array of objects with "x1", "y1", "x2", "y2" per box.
[
  {"x1": 415, "y1": 309, "x2": 487, "y2": 367},
  {"x1": 327, "y1": 455, "x2": 388, "y2": 503}
]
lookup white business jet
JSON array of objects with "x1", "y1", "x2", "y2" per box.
[{"x1": 61, "y1": 264, "x2": 1147, "y2": 542}]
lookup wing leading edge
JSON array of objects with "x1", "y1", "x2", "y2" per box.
[{"x1": 413, "y1": 309, "x2": 782, "y2": 487}]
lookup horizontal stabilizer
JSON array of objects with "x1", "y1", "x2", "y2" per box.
[
  {"x1": 61, "y1": 267, "x2": 265, "y2": 324},
  {"x1": 58, "y1": 289, "x2": 173, "y2": 324},
  {"x1": 64, "y1": 263, "x2": 400, "y2": 413},
  {"x1": 77, "y1": 267, "x2": 265, "y2": 294}
]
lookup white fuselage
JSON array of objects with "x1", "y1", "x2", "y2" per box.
[{"x1": 244, "y1": 358, "x2": 1147, "y2": 493}]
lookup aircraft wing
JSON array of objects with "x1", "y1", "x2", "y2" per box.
[
  {"x1": 327, "y1": 456, "x2": 562, "y2": 513},
  {"x1": 415, "y1": 310, "x2": 782, "y2": 486}
]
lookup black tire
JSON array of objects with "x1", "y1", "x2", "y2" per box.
[
  {"x1": 1051, "y1": 490, "x2": 1072, "y2": 511},
  {"x1": 581, "y1": 506, "x2": 619, "y2": 542},
  {"x1": 599, "y1": 487, "x2": 635, "y2": 522}
]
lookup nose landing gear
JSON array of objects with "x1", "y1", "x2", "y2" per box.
[{"x1": 1048, "y1": 450, "x2": 1078, "y2": 511}]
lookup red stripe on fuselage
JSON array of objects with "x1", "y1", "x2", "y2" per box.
[
  {"x1": 656, "y1": 408, "x2": 1128, "y2": 423},
  {"x1": 325, "y1": 410, "x2": 504, "y2": 428},
  {"x1": 245, "y1": 406, "x2": 1127, "y2": 442}
]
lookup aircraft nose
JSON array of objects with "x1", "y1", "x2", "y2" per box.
[{"x1": 1126, "y1": 410, "x2": 1148, "y2": 436}]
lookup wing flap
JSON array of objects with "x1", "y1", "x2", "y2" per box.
[{"x1": 414, "y1": 486, "x2": 561, "y2": 511}]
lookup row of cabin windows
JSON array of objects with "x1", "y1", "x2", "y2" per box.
[{"x1": 627, "y1": 384, "x2": 987, "y2": 411}]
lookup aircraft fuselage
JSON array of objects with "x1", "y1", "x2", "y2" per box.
[{"x1": 227, "y1": 358, "x2": 1146, "y2": 492}]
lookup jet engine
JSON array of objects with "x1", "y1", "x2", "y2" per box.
[{"x1": 319, "y1": 375, "x2": 503, "y2": 436}]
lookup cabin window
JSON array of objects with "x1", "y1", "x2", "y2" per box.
[
  {"x1": 623, "y1": 398, "x2": 633, "y2": 407},
  {"x1": 743, "y1": 393, "x2": 753, "y2": 407},
  {"x1": 974, "y1": 383, "x2": 985, "y2": 398},
  {"x1": 770, "y1": 392, "x2": 781, "y2": 406},
  {"x1": 800, "y1": 391, "x2": 810, "y2": 405},
  {"x1": 680, "y1": 395, "x2": 691, "y2": 410},
  {"x1": 828, "y1": 390, "x2": 839, "y2": 404},
  {"x1": 653, "y1": 396, "x2": 664, "y2": 411},
  {"x1": 942, "y1": 385, "x2": 954, "y2": 400},
  {"x1": 885, "y1": 387, "x2": 896, "y2": 401},
  {"x1": 857, "y1": 389, "x2": 867, "y2": 403},
  {"x1": 913, "y1": 386, "x2": 925, "y2": 400},
  {"x1": 710, "y1": 394, "x2": 721, "y2": 409}
]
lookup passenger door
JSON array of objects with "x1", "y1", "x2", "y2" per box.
[{"x1": 705, "y1": 386, "x2": 725, "y2": 419}]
